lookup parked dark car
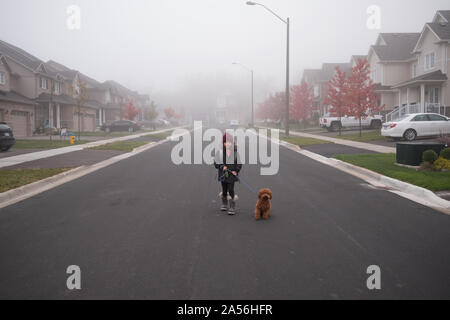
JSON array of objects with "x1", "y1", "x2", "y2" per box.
[
  {"x1": 101, "y1": 120, "x2": 141, "y2": 133},
  {"x1": 0, "y1": 122, "x2": 15, "y2": 152}
]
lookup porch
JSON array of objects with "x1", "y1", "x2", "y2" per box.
[
  {"x1": 385, "y1": 102, "x2": 448, "y2": 122},
  {"x1": 386, "y1": 71, "x2": 448, "y2": 122}
]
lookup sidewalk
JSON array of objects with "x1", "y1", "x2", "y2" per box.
[
  {"x1": 258, "y1": 127, "x2": 396, "y2": 153},
  {"x1": 0, "y1": 127, "x2": 179, "y2": 169}
]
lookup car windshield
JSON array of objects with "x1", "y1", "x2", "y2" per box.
[{"x1": 0, "y1": 124, "x2": 10, "y2": 130}]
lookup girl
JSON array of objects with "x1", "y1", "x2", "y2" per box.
[{"x1": 214, "y1": 133, "x2": 242, "y2": 215}]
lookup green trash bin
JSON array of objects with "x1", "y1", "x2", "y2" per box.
[{"x1": 396, "y1": 142, "x2": 445, "y2": 166}]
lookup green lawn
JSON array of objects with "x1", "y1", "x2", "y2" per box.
[
  {"x1": 334, "y1": 153, "x2": 450, "y2": 191},
  {"x1": 75, "y1": 131, "x2": 134, "y2": 137},
  {"x1": 88, "y1": 141, "x2": 149, "y2": 152},
  {"x1": 332, "y1": 130, "x2": 391, "y2": 143},
  {"x1": 258, "y1": 123, "x2": 327, "y2": 134},
  {"x1": 146, "y1": 131, "x2": 173, "y2": 140},
  {"x1": 281, "y1": 136, "x2": 332, "y2": 147},
  {"x1": 12, "y1": 139, "x2": 88, "y2": 149},
  {"x1": 76, "y1": 129, "x2": 156, "y2": 137},
  {"x1": 0, "y1": 168, "x2": 72, "y2": 193}
]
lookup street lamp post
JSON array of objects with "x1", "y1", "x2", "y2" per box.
[
  {"x1": 246, "y1": 1, "x2": 290, "y2": 136},
  {"x1": 232, "y1": 62, "x2": 254, "y2": 127}
]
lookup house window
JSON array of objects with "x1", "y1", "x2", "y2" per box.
[
  {"x1": 429, "y1": 87, "x2": 440, "y2": 103},
  {"x1": 0, "y1": 71, "x2": 5, "y2": 85},
  {"x1": 412, "y1": 63, "x2": 417, "y2": 78},
  {"x1": 54, "y1": 82, "x2": 60, "y2": 94},
  {"x1": 40, "y1": 77, "x2": 48, "y2": 89},
  {"x1": 371, "y1": 69, "x2": 377, "y2": 82},
  {"x1": 313, "y1": 85, "x2": 319, "y2": 97},
  {"x1": 424, "y1": 52, "x2": 435, "y2": 71}
]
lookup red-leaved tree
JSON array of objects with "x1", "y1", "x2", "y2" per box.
[
  {"x1": 290, "y1": 81, "x2": 314, "y2": 122},
  {"x1": 346, "y1": 59, "x2": 385, "y2": 136},
  {"x1": 123, "y1": 100, "x2": 140, "y2": 121},
  {"x1": 256, "y1": 92, "x2": 285, "y2": 125},
  {"x1": 164, "y1": 107, "x2": 176, "y2": 119},
  {"x1": 323, "y1": 67, "x2": 349, "y2": 135}
]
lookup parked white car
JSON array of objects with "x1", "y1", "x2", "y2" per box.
[
  {"x1": 230, "y1": 120, "x2": 239, "y2": 127},
  {"x1": 319, "y1": 114, "x2": 383, "y2": 132},
  {"x1": 381, "y1": 113, "x2": 450, "y2": 141}
]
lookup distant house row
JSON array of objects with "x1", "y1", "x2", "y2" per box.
[
  {"x1": 302, "y1": 10, "x2": 450, "y2": 121},
  {"x1": 0, "y1": 39, "x2": 150, "y2": 137}
]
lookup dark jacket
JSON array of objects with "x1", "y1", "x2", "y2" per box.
[{"x1": 214, "y1": 146, "x2": 242, "y2": 183}]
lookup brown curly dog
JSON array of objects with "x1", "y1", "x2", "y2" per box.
[{"x1": 255, "y1": 188, "x2": 273, "y2": 220}]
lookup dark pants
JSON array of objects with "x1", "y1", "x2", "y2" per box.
[{"x1": 221, "y1": 182, "x2": 235, "y2": 200}]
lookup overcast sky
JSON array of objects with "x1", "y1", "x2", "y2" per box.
[{"x1": 1, "y1": 0, "x2": 449, "y2": 102}]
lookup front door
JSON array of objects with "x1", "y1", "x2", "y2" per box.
[{"x1": 427, "y1": 87, "x2": 440, "y2": 112}]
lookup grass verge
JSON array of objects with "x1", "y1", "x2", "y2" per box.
[
  {"x1": 12, "y1": 139, "x2": 89, "y2": 149},
  {"x1": 146, "y1": 131, "x2": 173, "y2": 141},
  {"x1": 75, "y1": 130, "x2": 155, "y2": 137},
  {"x1": 0, "y1": 168, "x2": 72, "y2": 193},
  {"x1": 88, "y1": 141, "x2": 148, "y2": 152},
  {"x1": 333, "y1": 153, "x2": 450, "y2": 191},
  {"x1": 332, "y1": 130, "x2": 391, "y2": 143},
  {"x1": 281, "y1": 136, "x2": 332, "y2": 147}
]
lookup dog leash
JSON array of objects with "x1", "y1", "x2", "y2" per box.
[{"x1": 219, "y1": 168, "x2": 258, "y2": 195}]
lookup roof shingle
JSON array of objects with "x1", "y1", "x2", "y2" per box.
[{"x1": 371, "y1": 33, "x2": 420, "y2": 61}]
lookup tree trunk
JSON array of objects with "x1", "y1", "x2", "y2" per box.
[
  {"x1": 359, "y1": 117, "x2": 362, "y2": 137},
  {"x1": 339, "y1": 108, "x2": 342, "y2": 136}
]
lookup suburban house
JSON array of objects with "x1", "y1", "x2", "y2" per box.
[
  {"x1": 388, "y1": 10, "x2": 450, "y2": 121},
  {"x1": 302, "y1": 63, "x2": 352, "y2": 116},
  {"x1": 103, "y1": 80, "x2": 139, "y2": 121},
  {"x1": 367, "y1": 33, "x2": 421, "y2": 118},
  {"x1": 301, "y1": 69, "x2": 322, "y2": 115},
  {"x1": 0, "y1": 39, "x2": 66, "y2": 136},
  {"x1": 45, "y1": 60, "x2": 113, "y2": 132},
  {"x1": 0, "y1": 53, "x2": 37, "y2": 137},
  {"x1": 350, "y1": 55, "x2": 367, "y2": 67},
  {"x1": 300, "y1": 9, "x2": 450, "y2": 123},
  {"x1": 0, "y1": 39, "x2": 150, "y2": 136}
]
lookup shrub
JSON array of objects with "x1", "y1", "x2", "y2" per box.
[
  {"x1": 440, "y1": 147, "x2": 450, "y2": 160},
  {"x1": 422, "y1": 149, "x2": 438, "y2": 164},
  {"x1": 437, "y1": 134, "x2": 450, "y2": 146},
  {"x1": 419, "y1": 161, "x2": 432, "y2": 171},
  {"x1": 432, "y1": 157, "x2": 450, "y2": 171}
]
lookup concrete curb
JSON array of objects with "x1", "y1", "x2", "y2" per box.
[
  {"x1": 0, "y1": 138, "x2": 170, "y2": 209},
  {"x1": 256, "y1": 126, "x2": 396, "y2": 154},
  {"x1": 259, "y1": 131, "x2": 450, "y2": 215},
  {"x1": 0, "y1": 126, "x2": 185, "y2": 169}
]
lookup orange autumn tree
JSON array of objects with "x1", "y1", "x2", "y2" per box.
[
  {"x1": 323, "y1": 66, "x2": 349, "y2": 136},
  {"x1": 164, "y1": 107, "x2": 176, "y2": 119},
  {"x1": 123, "y1": 100, "x2": 140, "y2": 121},
  {"x1": 256, "y1": 92, "x2": 285, "y2": 125},
  {"x1": 290, "y1": 81, "x2": 314, "y2": 123},
  {"x1": 346, "y1": 59, "x2": 385, "y2": 137}
]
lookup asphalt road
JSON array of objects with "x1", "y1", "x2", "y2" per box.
[{"x1": 1, "y1": 133, "x2": 450, "y2": 299}]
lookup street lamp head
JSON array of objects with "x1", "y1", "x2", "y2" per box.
[{"x1": 246, "y1": 1, "x2": 257, "y2": 5}]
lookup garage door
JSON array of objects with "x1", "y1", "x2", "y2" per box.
[
  {"x1": 11, "y1": 110, "x2": 28, "y2": 137},
  {"x1": 82, "y1": 114, "x2": 95, "y2": 132}
]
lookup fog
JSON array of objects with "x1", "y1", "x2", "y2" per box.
[{"x1": 1, "y1": 0, "x2": 448, "y2": 119}]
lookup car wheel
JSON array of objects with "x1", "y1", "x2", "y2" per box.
[
  {"x1": 128, "y1": 127, "x2": 134, "y2": 133},
  {"x1": 371, "y1": 120, "x2": 382, "y2": 129},
  {"x1": 403, "y1": 129, "x2": 417, "y2": 141},
  {"x1": 105, "y1": 127, "x2": 111, "y2": 133},
  {"x1": 0, "y1": 146, "x2": 11, "y2": 152}
]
